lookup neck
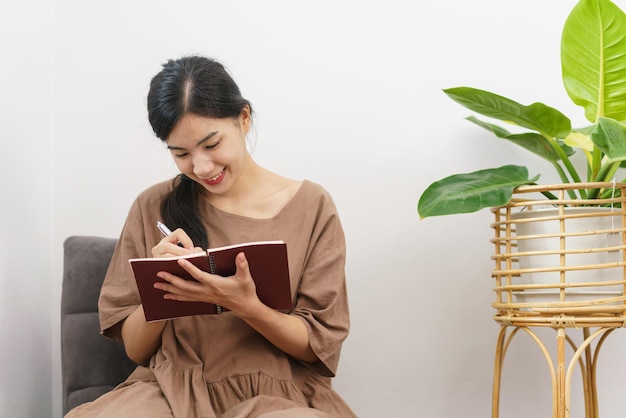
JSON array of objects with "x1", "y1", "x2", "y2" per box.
[
  {"x1": 205, "y1": 157, "x2": 266, "y2": 204},
  {"x1": 200, "y1": 159, "x2": 297, "y2": 219}
]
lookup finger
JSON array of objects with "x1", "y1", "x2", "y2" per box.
[
  {"x1": 152, "y1": 240, "x2": 193, "y2": 258},
  {"x1": 234, "y1": 252, "x2": 249, "y2": 277},
  {"x1": 155, "y1": 272, "x2": 201, "y2": 299},
  {"x1": 155, "y1": 271, "x2": 186, "y2": 290},
  {"x1": 177, "y1": 258, "x2": 213, "y2": 282},
  {"x1": 170, "y1": 228, "x2": 196, "y2": 250}
]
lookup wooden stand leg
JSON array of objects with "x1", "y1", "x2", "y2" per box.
[
  {"x1": 557, "y1": 328, "x2": 566, "y2": 418},
  {"x1": 493, "y1": 325, "x2": 615, "y2": 418},
  {"x1": 564, "y1": 328, "x2": 615, "y2": 418},
  {"x1": 492, "y1": 325, "x2": 508, "y2": 418},
  {"x1": 582, "y1": 328, "x2": 595, "y2": 418}
]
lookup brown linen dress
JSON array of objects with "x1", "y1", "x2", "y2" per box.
[{"x1": 65, "y1": 179, "x2": 356, "y2": 418}]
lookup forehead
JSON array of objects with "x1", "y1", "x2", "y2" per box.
[{"x1": 166, "y1": 113, "x2": 233, "y2": 145}]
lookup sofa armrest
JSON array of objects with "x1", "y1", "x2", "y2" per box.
[{"x1": 61, "y1": 236, "x2": 136, "y2": 415}]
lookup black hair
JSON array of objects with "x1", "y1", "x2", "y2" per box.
[{"x1": 147, "y1": 55, "x2": 252, "y2": 248}]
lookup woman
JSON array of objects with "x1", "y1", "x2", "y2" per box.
[{"x1": 65, "y1": 55, "x2": 356, "y2": 417}]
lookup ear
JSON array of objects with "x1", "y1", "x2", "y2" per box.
[{"x1": 239, "y1": 105, "x2": 251, "y2": 134}]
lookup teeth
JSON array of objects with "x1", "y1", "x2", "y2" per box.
[{"x1": 208, "y1": 169, "x2": 223, "y2": 182}]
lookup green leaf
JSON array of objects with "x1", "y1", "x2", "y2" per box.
[
  {"x1": 418, "y1": 165, "x2": 539, "y2": 218},
  {"x1": 444, "y1": 87, "x2": 571, "y2": 138},
  {"x1": 591, "y1": 117, "x2": 626, "y2": 162},
  {"x1": 468, "y1": 116, "x2": 575, "y2": 162},
  {"x1": 562, "y1": 0, "x2": 626, "y2": 122},
  {"x1": 564, "y1": 131, "x2": 593, "y2": 151}
]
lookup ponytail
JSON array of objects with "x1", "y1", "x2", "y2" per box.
[{"x1": 160, "y1": 175, "x2": 209, "y2": 249}]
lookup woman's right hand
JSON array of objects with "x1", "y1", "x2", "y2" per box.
[{"x1": 151, "y1": 227, "x2": 204, "y2": 258}]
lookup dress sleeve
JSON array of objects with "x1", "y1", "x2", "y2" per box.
[
  {"x1": 98, "y1": 192, "x2": 161, "y2": 340},
  {"x1": 291, "y1": 190, "x2": 350, "y2": 377}
]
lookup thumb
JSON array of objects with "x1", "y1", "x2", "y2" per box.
[{"x1": 235, "y1": 252, "x2": 249, "y2": 274}]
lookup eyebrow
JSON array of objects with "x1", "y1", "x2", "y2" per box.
[{"x1": 166, "y1": 131, "x2": 218, "y2": 151}]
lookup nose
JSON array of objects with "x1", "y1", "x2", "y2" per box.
[{"x1": 192, "y1": 155, "x2": 215, "y2": 178}]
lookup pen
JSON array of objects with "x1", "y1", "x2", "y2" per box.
[
  {"x1": 157, "y1": 221, "x2": 185, "y2": 247},
  {"x1": 156, "y1": 220, "x2": 173, "y2": 238}
]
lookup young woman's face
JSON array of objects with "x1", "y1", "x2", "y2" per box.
[{"x1": 165, "y1": 109, "x2": 251, "y2": 195}]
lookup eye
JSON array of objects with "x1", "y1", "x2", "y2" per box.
[
  {"x1": 205, "y1": 140, "x2": 221, "y2": 150},
  {"x1": 173, "y1": 152, "x2": 189, "y2": 159}
]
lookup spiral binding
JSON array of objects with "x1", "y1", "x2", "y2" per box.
[{"x1": 208, "y1": 253, "x2": 224, "y2": 314}]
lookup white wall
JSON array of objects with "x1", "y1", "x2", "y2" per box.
[
  {"x1": 3, "y1": 0, "x2": 626, "y2": 417},
  {"x1": 0, "y1": 0, "x2": 54, "y2": 417}
]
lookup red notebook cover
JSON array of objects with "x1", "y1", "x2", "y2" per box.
[{"x1": 129, "y1": 241, "x2": 292, "y2": 322}]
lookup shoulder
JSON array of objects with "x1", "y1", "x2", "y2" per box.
[
  {"x1": 116, "y1": 178, "x2": 180, "y2": 255},
  {"x1": 286, "y1": 180, "x2": 342, "y2": 227},
  {"x1": 135, "y1": 178, "x2": 177, "y2": 204},
  {"x1": 298, "y1": 180, "x2": 338, "y2": 209},
  {"x1": 127, "y1": 177, "x2": 178, "y2": 217}
]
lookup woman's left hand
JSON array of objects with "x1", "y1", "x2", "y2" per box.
[
  {"x1": 156, "y1": 252, "x2": 317, "y2": 362},
  {"x1": 153, "y1": 252, "x2": 263, "y2": 316}
]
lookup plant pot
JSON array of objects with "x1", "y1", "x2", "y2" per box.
[
  {"x1": 491, "y1": 182, "x2": 626, "y2": 309},
  {"x1": 512, "y1": 207, "x2": 623, "y2": 298}
]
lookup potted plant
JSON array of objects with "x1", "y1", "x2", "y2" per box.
[
  {"x1": 418, "y1": 0, "x2": 626, "y2": 304},
  {"x1": 418, "y1": 0, "x2": 626, "y2": 220}
]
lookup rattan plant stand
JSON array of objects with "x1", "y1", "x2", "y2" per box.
[{"x1": 490, "y1": 182, "x2": 626, "y2": 418}]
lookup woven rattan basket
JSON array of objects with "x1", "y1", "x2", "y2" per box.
[{"x1": 491, "y1": 182, "x2": 626, "y2": 327}]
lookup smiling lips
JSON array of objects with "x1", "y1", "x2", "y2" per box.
[{"x1": 203, "y1": 168, "x2": 225, "y2": 186}]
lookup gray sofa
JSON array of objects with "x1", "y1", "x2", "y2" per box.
[{"x1": 61, "y1": 236, "x2": 136, "y2": 415}]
